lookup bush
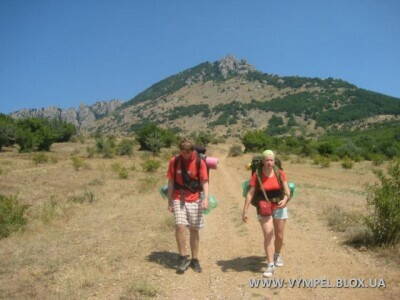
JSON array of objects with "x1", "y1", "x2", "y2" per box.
[
  {"x1": 116, "y1": 139, "x2": 134, "y2": 156},
  {"x1": 341, "y1": 157, "x2": 354, "y2": 169},
  {"x1": 141, "y1": 159, "x2": 161, "y2": 172},
  {"x1": 319, "y1": 157, "x2": 331, "y2": 168},
  {"x1": 0, "y1": 114, "x2": 17, "y2": 151},
  {"x1": 365, "y1": 161, "x2": 400, "y2": 245},
  {"x1": 15, "y1": 118, "x2": 76, "y2": 152},
  {"x1": 32, "y1": 153, "x2": 49, "y2": 165},
  {"x1": 95, "y1": 136, "x2": 115, "y2": 158},
  {"x1": 118, "y1": 167, "x2": 129, "y2": 179},
  {"x1": 135, "y1": 123, "x2": 177, "y2": 154},
  {"x1": 86, "y1": 146, "x2": 96, "y2": 158},
  {"x1": 71, "y1": 156, "x2": 87, "y2": 171},
  {"x1": 228, "y1": 145, "x2": 243, "y2": 157},
  {"x1": 68, "y1": 190, "x2": 96, "y2": 204},
  {"x1": 0, "y1": 194, "x2": 29, "y2": 238}
]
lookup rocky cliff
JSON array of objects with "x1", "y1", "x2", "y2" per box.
[{"x1": 10, "y1": 100, "x2": 122, "y2": 129}]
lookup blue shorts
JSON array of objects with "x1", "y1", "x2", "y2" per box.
[{"x1": 258, "y1": 207, "x2": 288, "y2": 220}]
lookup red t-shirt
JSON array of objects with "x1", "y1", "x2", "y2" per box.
[
  {"x1": 167, "y1": 152, "x2": 208, "y2": 202},
  {"x1": 249, "y1": 169, "x2": 287, "y2": 191}
]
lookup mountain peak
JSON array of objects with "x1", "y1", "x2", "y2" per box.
[{"x1": 217, "y1": 55, "x2": 255, "y2": 78}]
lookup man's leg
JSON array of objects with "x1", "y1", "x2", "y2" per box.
[
  {"x1": 175, "y1": 225, "x2": 187, "y2": 256},
  {"x1": 189, "y1": 227, "x2": 199, "y2": 259}
]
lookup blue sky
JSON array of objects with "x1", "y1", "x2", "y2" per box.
[{"x1": 1, "y1": 0, "x2": 399, "y2": 113}]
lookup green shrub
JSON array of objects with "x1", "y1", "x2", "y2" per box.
[
  {"x1": 32, "y1": 153, "x2": 49, "y2": 165},
  {"x1": 134, "y1": 123, "x2": 177, "y2": 154},
  {"x1": 341, "y1": 157, "x2": 354, "y2": 169},
  {"x1": 228, "y1": 145, "x2": 243, "y2": 157},
  {"x1": 325, "y1": 205, "x2": 362, "y2": 232},
  {"x1": 141, "y1": 159, "x2": 161, "y2": 172},
  {"x1": 15, "y1": 118, "x2": 75, "y2": 152},
  {"x1": 111, "y1": 162, "x2": 122, "y2": 172},
  {"x1": 125, "y1": 279, "x2": 159, "y2": 299},
  {"x1": 86, "y1": 146, "x2": 96, "y2": 158},
  {"x1": 319, "y1": 157, "x2": 331, "y2": 168},
  {"x1": 71, "y1": 156, "x2": 87, "y2": 171},
  {"x1": 95, "y1": 136, "x2": 115, "y2": 158},
  {"x1": 116, "y1": 139, "x2": 134, "y2": 156},
  {"x1": 118, "y1": 167, "x2": 129, "y2": 179},
  {"x1": 365, "y1": 161, "x2": 400, "y2": 245},
  {"x1": 372, "y1": 155, "x2": 385, "y2": 166},
  {"x1": 68, "y1": 190, "x2": 96, "y2": 204},
  {"x1": 0, "y1": 114, "x2": 17, "y2": 151},
  {"x1": 0, "y1": 194, "x2": 29, "y2": 238}
]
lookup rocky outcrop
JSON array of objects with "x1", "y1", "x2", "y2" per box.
[
  {"x1": 217, "y1": 55, "x2": 255, "y2": 78},
  {"x1": 10, "y1": 99, "x2": 122, "y2": 129}
]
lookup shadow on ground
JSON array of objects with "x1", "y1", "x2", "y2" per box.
[
  {"x1": 146, "y1": 251, "x2": 180, "y2": 270},
  {"x1": 217, "y1": 256, "x2": 266, "y2": 272}
]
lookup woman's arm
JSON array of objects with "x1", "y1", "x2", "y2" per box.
[
  {"x1": 277, "y1": 180, "x2": 291, "y2": 208},
  {"x1": 242, "y1": 186, "x2": 255, "y2": 223}
]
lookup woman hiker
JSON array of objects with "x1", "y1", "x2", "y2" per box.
[{"x1": 242, "y1": 150, "x2": 291, "y2": 277}]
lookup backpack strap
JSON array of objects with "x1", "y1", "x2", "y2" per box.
[{"x1": 173, "y1": 154, "x2": 202, "y2": 192}]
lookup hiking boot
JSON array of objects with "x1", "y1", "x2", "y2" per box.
[
  {"x1": 274, "y1": 253, "x2": 284, "y2": 267},
  {"x1": 176, "y1": 255, "x2": 191, "y2": 273},
  {"x1": 262, "y1": 264, "x2": 275, "y2": 278},
  {"x1": 190, "y1": 258, "x2": 202, "y2": 273}
]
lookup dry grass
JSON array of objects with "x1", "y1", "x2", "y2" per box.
[{"x1": 0, "y1": 141, "x2": 399, "y2": 299}]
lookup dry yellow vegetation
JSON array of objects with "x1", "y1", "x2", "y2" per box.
[{"x1": 0, "y1": 141, "x2": 399, "y2": 299}]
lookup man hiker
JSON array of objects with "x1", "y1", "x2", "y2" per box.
[{"x1": 167, "y1": 138, "x2": 209, "y2": 273}]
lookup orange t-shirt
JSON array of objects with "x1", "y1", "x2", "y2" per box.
[
  {"x1": 167, "y1": 152, "x2": 208, "y2": 202},
  {"x1": 249, "y1": 169, "x2": 287, "y2": 191}
]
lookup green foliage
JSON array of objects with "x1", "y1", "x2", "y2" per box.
[
  {"x1": 134, "y1": 123, "x2": 177, "y2": 154},
  {"x1": 71, "y1": 156, "x2": 87, "y2": 171},
  {"x1": 116, "y1": 139, "x2": 135, "y2": 156},
  {"x1": 86, "y1": 146, "x2": 96, "y2": 158},
  {"x1": 312, "y1": 155, "x2": 330, "y2": 168},
  {"x1": 241, "y1": 130, "x2": 274, "y2": 152},
  {"x1": 141, "y1": 159, "x2": 161, "y2": 172},
  {"x1": 68, "y1": 190, "x2": 96, "y2": 204},
  {"x1": 190, "y1": 131, "x2": 216, "y2": 146},
  {"x1": 209, "y1": 101, "x2": 246, "y2": 127},
  {"x1": 228, "y1": 145, "x2": 243, "y2": 157},
  {"x1": 365, "y1": 161, "x2": 400, "y2": 245},
  {"x1": 32, "y1": 153, "x2": 49, "y2": 165},
  {"x1": 95, "y1": 136, "x2": 115, "y2": 158},
  {"x1": 325, "y1": 205, "x2": 363, "y2": 233},
  {"x1": 0, "y1": 194, "x2": 29, "y2": 238},
  {"x1": 166, "y1": 104, "x2": 211, "y2": 120},
  {"x1": 12, "y1": 118, "x2": 76, "y2": 152},
  {"x1": 341, "y1": 157, "x2": 354, "y2": 169},
  {"x1": 0, "y1": 114, "x2": 17, "y2": 151},
  {"x1": 118, "y1": 167, "x2": 129, "y2": 179}
]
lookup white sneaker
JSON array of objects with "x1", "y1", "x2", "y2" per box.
[
  {"x1": 262, "y1": 264, "x2": 275, "y2": 277},
  {"x1": 274, "y1": 254, "x2": 284, "y2": 267}
]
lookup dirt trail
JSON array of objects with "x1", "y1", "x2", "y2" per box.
[
  {"x1": 161, "y1": 145, "x2": 400, "y2": 299},
  {"x1": 1, "y1": 144, "x2": 399, "y2": 299}
]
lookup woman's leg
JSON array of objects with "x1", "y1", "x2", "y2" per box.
[
  {"x1": 259, "y1": 215, "x2": 275, "y2": 264},
  {"x1": 273, "y1": 218, "x2": 286, "y2": 254}
]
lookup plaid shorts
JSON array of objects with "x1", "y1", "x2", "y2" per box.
[{"x1": 173, "y1": 199, "x2": 204, "y2": 229}]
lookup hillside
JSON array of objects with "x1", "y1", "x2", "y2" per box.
[
  {"x1": 90, "y1": 55, "x2": 400, "y2": 137},
  {"x1": 10, "y1": 55, "x2": 400, "y2": 137}
]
